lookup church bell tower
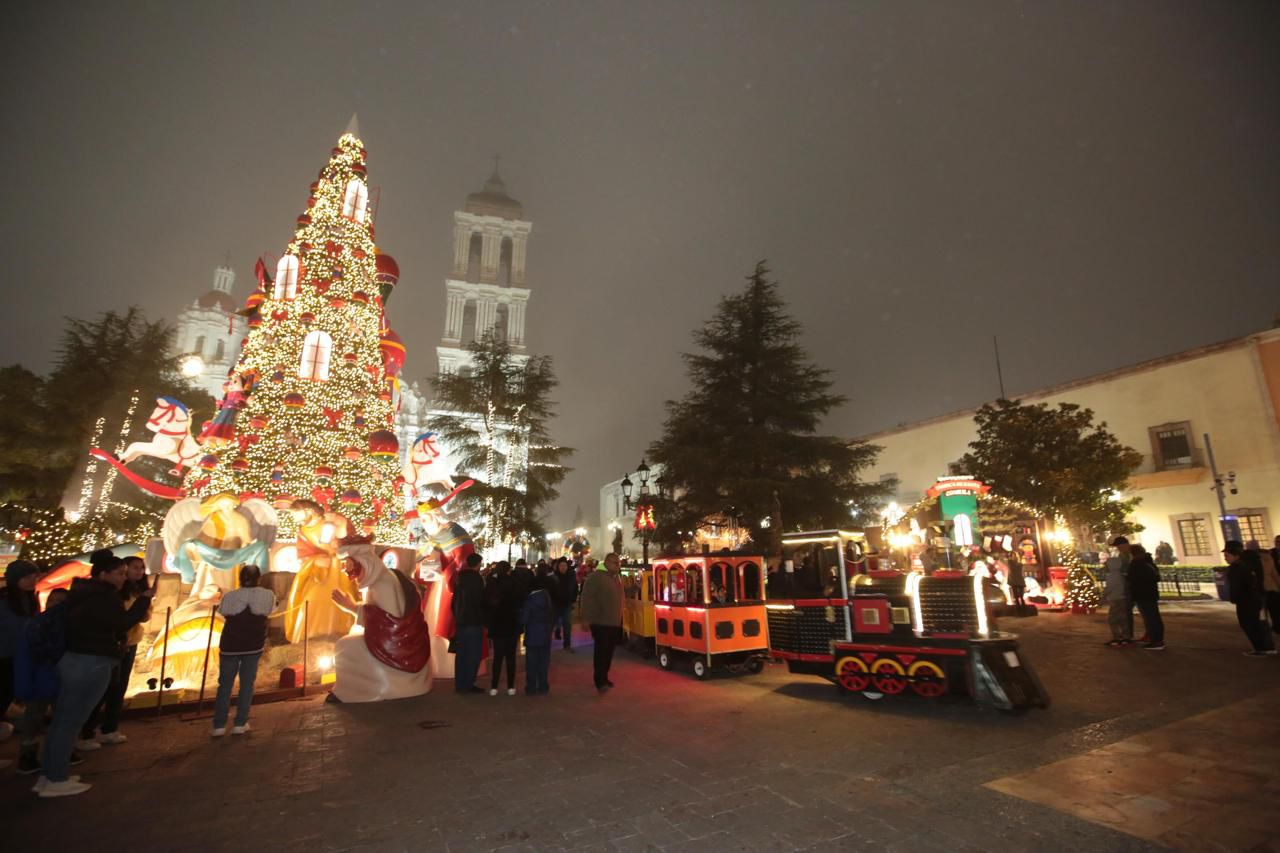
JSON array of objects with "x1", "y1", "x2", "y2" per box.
[{"x1": 436, "y1": 160, "x2": 532, "y2": 376}]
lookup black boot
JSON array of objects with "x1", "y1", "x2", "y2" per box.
[{"x1": 17, "y1": 744, "x2": 41, "y2": 776}]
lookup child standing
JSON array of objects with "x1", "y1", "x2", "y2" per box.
[{"x1": 520, "y1": 577, "x2": 555, "y2": 695}]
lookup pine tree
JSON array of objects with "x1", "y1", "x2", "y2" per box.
[
  {"x1": 183, "y1": 126, "x2": 407, "y2": 542},
  {"x1": 429, "y1": 332, "x2": 571, "y2": 551},
  {"x1": 649, "y1": 261, "x2": 891, "y2": 554}
]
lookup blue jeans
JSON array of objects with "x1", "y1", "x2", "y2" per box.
[
  {"x1": 99, "y1": 644, "x2": 136, "y2": 735},
  {"x1": 555, "y1": 608, "x2": 573, "y2": 648},
  {"x1": 453, "y1": 625, "x2": 484, "y2": 691},
  {"x1": 213, "y1": 652, "x2": 262, "y2": 729},
  {"x1": 43, "y1": 652, "x2": 114, "y2": 782},
  {"x1": 525, "y1": 644, "x2": 550, "y2": 693}
]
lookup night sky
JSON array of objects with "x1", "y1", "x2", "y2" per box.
[{"x1": 4, "y1": 1, "x2": 1277, "y2": 526}]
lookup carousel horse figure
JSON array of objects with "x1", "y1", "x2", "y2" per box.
[
  {"x1": 284, "y1": 500, "x2": 360, "y2": 642},
  {"x1": 120, "y1": 397, "x2": 204, "y2": 474},
  {"x1": 328, "y1": 535, "x2": 432, "y2": 703},
  {"x1": 399, "y1": 432, "x2": 455, "y2": 510},
  {"x1": 150, "y1": 492, "x2": 276, "y2": 678}
]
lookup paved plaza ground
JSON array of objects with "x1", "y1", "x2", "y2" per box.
[{"x1": 2, "y1": 601, "x2": 1278, "y2": 852}]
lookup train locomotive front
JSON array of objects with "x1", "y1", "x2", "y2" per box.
[{"x1": 766, "y1": 530, "x2": 1049, "y2": 710}]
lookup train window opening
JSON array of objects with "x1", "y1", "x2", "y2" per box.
[
  {"x1": 818, "y1": 545, "x2": 843, "y2": 597},
  {"x1": 655, "y1": 567, "x2": 670, "y2": 603},
  {"x1": 709, "y1": 562, "x2": 735, "y2": 604},
  {"x1": 646, "y1": 573, "x2": 653, "y2": 600},
  {"x1": 685, "y1": 566, "x2": 704, "y2": 605},
  {"x1": 669, "y1": 564, "x2": 686, "y2": 602},
  {"x1": 740, "y1": 561, "x2": 762, "y2": 601}
]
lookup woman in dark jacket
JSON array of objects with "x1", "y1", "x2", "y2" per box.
[
  {"x1": 1126, "y1": 545, "x2": 1164, "y2": 650},
  {"x1": 484, "y1": 562, "x2": 522, "y2": 696},
  {"x1": 37, "y1": 553, "x2": 152, "y2": 798}
]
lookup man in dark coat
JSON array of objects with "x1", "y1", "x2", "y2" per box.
[
  {"x1": 1224, "y1": 541, "x2": 1276, "y2": 656},
  {"x1": 451, "y1": 553, "x2": 488, "y2": 691}
]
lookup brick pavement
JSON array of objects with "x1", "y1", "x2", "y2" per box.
[{"x1": 2, "y1": 601, "x2": 1278, "y2": 852}]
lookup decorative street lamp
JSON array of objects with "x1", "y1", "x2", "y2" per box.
[{"x1": 621, "y1": 461, "x2": 656, "y2": 566}]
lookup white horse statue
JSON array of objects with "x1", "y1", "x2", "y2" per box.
[
  {"x1": 121, "y1": 396, "x2": 203, "y2": 474},
  {"x1": 400, "y1": 431, "x2": 455, "y2": 508}
]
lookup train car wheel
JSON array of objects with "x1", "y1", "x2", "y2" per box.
[
  {"x1": 908, "y1": 660, "x2": 947, "y2": 698},
  {"x1": 870, "y1": 659, "x2": 907, "y2": 695},
  {"x1": 692, "y1": 658, "x2": 709, "y2": 679},
  {"x1": 747, "y1": 657, "x2": 765, "y2": 675},
  {"x1": 835, "y1": 657, "x2": 870, "y2": 693},
  {"x1": 657, "y1": 648, "x2": 673, "y2": 670}
]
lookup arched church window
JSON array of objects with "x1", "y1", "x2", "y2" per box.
[
  {"x1": 466, "y1": 233, "x2": 483, "y2": 280},
  {"x1": 214, "y1": 339, "x2": 225, "y2": 361},
  {"x1": 299, "y1": 330, "x2": 333, "y2": 381},
  {"x1": 498, "y1": 237, "x2": 513, "y2": 286},
  {"x1": 274, "y1": 256, "x2": 299, "y2": 300},
  {"x1": 193, "y1": 335, "x2": 205, "y2": 356},
  {"x1": 342, "y1": 179, "x2": 369, "y2": 223},
  {"x1": 494, "y1": 304, "x2": 509, "y2": 343}
]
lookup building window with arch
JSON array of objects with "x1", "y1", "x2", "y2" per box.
[
  {"x1": 193, "y1": 335, "x2": 205, "y2": 356},
  {"x1": 466, "y1": 233, "x2": 483, "y2": 280},
  {"x1": 498, "y1": 236, "x2": 513, "y2": 285},
  {"x1": 274, "y1": 256, "x2": 299, "y2": 300},
  {"x1": 214, "y1": 339, "x2": 225, "y2": 361},
  {"x1": 299, "y1": 330, "x2": 333, "y2": 381},
  {"x1": 342, "y1": 179, "x2": 369, "y2": 223}
]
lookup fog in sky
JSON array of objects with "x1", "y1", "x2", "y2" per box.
[{"x1": 3, "y1": 1, "x2": 1277, "y2": 525}]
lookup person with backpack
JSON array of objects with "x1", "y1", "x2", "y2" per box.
[
  {"x1": 1224, "y1": 541, "x2": 1276, "y2": 656},
  {"x1": 13, "y1": 587, "x2": 70, "y2": 775},
  {"x1": 1, "y1": 560, "x2": 43, "y2": 770},
  {"x1": 1127, "y1": 544, "x2": 1165, "y2": 650},
  {"x1": 212, "y1": 564, "x2": 275, "y2": 736},
  {"x1": 35, "y1": 554, "x2": 153, "y2": 798},
  {"x1": 520, "y1": 574, "x2": 555, "y2": 694}
]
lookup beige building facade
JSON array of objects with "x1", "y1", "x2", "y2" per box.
[{"x1": 860, "y1": 328, "x2": 1280, "y2": 563}]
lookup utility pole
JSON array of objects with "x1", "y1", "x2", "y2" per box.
[
  {"x1": 1203, "y1": 432, "x2": 1241, "y2": 543},
  {"x1": 993, "y1": 336, "x2": 1007, "y2": 400}
]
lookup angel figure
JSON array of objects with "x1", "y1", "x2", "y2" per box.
[{"x1": 151, "y1": 492, "x2": 277, "y2": 677}]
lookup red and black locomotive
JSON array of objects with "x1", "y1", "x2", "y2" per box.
[{"x1": 766, "y1": 530, "x2": 1049, "y2": 710}]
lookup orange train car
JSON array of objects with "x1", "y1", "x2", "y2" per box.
[{"x1": 652, "y1": 555, "x2": 769, "y2": 678}]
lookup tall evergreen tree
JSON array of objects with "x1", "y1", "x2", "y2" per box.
[
  {"x1": 430, "y1": 332, "x2": 571, "y2": 550},
  {"x1": 649, "y1": 262, "x2": 890, "y2": 554},
  {"x1": 0, "y1": 308, "x2": 210, "y2": 508}
]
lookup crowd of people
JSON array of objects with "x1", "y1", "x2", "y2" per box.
[
  {"x1": 447, "y1": 552, "x2": 625, "y2": 696},
  {"x1": 0, "y1": 550, "x2": 155, "y2": 797},
  {"x1": 1103, "y1": 534, "x2": 1280, "y2": 654}
]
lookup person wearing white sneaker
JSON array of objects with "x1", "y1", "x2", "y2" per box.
[
  {"x1": 211, "y1": 566, "x2": 274, "y2": 737},
  {"x1": 41, "y1": 553, "x2": 154, "y2": 794},
  {"x1": 32, "y1": 774, "x2": 81, "y2": 793}
]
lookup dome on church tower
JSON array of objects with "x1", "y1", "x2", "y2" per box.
[
  {"x1": 465, "y1": 167, "x2": 523, "y2": 219},
  {"x1": 196, "y1": 289, "x2": 236, "y2": 312}
]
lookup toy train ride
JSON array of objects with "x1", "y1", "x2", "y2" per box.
[
  {"x1": 621, "y1": 529, "x2": 1049, "y2": 711},
  {"x1": 768, "y1": 529, "x2": 1049, "y2": 710}
]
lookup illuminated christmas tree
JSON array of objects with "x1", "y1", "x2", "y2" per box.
[
  {"x1": 1061, "y1": 541, "x2": 1100, "y2": 612},
  {"x1": 183, "y1": 120, "x2": 408, "y2": 543}
]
